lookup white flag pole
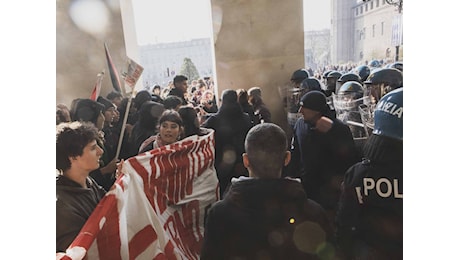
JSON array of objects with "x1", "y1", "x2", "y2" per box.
[{"x1": 114, "y1": 57, "x2": 144, "y2": 160}]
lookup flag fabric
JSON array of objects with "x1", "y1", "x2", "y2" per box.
[
  {"x1": 57, "y1": 129, "x2": 220, "y2": 260},
  {"x1": 104, "y1": 42, "x2": 123, "y2": 93},
  {"x1": 89, "y1": 71, "x2": 104, "y2": 101},
  {"x1": 123, "y1": 57, "x2": 144, "y2": 90}
]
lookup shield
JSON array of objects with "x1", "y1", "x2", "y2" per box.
[{"x1": 332, "y1": 93, "x2": 368, "y2": 139}]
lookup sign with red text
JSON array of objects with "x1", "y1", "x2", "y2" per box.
[
  {"x1": 57, "y1": 129, "x2": 219, "y2": 260},
  {"x1": 123, "y1": 57, "x2": 144, "y2": 90}
]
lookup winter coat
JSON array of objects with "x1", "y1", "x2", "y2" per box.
[
  {"x1": 288, "y1": 117, "x2": 358, "y2": 211},
  {"x1": 200, "y1": 177, "x2": 335, "y2": 260},
  {"x1": 56, "y1": 175, "x2": 106, "y2": 253},
  {"x1": 202, "y1": 103, "x2": 252, "y2": 196}
]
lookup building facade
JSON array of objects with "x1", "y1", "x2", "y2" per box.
[
  {"x1": 304, "y1": 29, "x2": 331, "y2": 71},
  {"x1": 139, "y1": 38, "x2": 214, "y2": 88},
  {"x1": 331, "y1": 0, "x2": 403, "y2": 64}
]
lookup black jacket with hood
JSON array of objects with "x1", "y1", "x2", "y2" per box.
[{"x1": 200, "y1": 177, "x2": 335, "y2": 260}]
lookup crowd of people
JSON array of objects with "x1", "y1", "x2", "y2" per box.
[{"x1": 57, "y1": 60, "x2": 403, "y2": 259}]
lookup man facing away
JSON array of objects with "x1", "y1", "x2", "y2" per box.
[{"x1": 200, "y1": 123, "x2": 336, "y2": 260}]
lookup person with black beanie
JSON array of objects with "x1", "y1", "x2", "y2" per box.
[{"x1": 286, "y1": 91, "x2": 358, "y2": 226}]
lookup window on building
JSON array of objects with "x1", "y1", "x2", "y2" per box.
[
  {"x1": 376, "y1": 0, "x2": 379, "y2": 7},
  {"x1": 382, "y1": 0, "x2": 386, "y2": 5},
  {"x1": 360, "y1": 6, "x2": 363, "y2": 14},
  {"x1": 365, "y1": 3, "x2": 368, "y2": 11},
  {"x1": 373, "y1": 24, "x2": 376, "y2": 37},
  {"x1": 356, "y1": 8, "x2": 358, "y2": 16},
  {"x1": 381, "y1": 22, "x2": 384, "y2": 35},
  {"x1": 371, "y1": 1, "x2": 374, "y2": 9}
]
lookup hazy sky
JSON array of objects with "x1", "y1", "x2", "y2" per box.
[{"x1": 132, "y1": 0, "x2": 331, "y2": 45}]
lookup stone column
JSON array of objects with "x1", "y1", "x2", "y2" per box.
[{"x1": 210, "y1": 0, "x2": 305, "y2": 135}]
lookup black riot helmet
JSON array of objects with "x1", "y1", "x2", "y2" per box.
[
  {"x1": 325, "y1": 71, "x2": 342, "y2": 93},
  {"x1": 363, "y1": 68, "x2": 403, "y2": 109},
  {"x1": 338, "y1": 81, "x2": 364, "y2": 96},
  {"x1": 389, "y1": 61, "x2": 403, "y2": 73},
  {"x1": 290, "y1": 69, "x2": 309, "y2": 85},
  {"x1": 364, "y1": 68, "x2": 403, "y2": 89},
  {"x1": 354, "y1": 65, "x2": 371, "y2": 82},
  {"x1": 336, "y1": 73, "x2": 361, "y2": 94},
  {"x1": 322, "y1": 70, "x2": 333, "y2": 85},
  {"x1": 369, "y1": 59, "x2": 381, "y2": 68},
  {"x1": 300, "y1": 77, "x2": 322, "y2": 92}
]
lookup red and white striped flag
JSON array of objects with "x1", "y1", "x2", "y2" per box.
[{"x1": 57, "y1": 129, "x2": 219, "y2": 260}]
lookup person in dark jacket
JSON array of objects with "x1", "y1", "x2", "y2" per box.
[
  {"x1": 56, "y1": 121, "x2": 107, "y2": 253},
  {"x1": 202, "y1": 89, "x2": 253, "y2": 197},
  {"x1": 335, "y1": 88, "x2": 403, "y2": 260},
  {"x1": 168, "y1": 75, "x2": 189, "y2": 105},
  {"x1": 236, "y1": 88, "x2": 258, "y2": 126},
  {"x1": 129, "y1": 101, "x2": 165, "y2": 155},
  {"x1": 287, "y1": 91, "x2": 358, "y2": 224},
  {"x1": 201, "y1": 123, "x2": 336, "y2": 260},
  {"x1": 248, "y1": 86, "x2": 272, "y2": 123}
]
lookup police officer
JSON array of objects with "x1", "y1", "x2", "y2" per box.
[
  {"x1": 353, "y1": 65, "x2": 371, "y2": 83},
  {"x1": 335, "y1": 72, "x2": 361, "y2": 94},
  {"x1": 333, "y1": 81, "x2": 367, "y2": 139},
  {"x1": 335, "y1": 88, "x2": 403, "y2": 260},
  {"x1": 286, "y1": 69, "x2": 309, "y2": 129}
]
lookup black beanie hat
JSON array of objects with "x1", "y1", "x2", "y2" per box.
[
  {"x1": 97, "y1": 96, "x2": 115, "y2": 112},
  {"x1": 73, "y1": 98, "x2": 104, "y2": 124},
  {"x1": 299, "y1": 91, "x2": 328, "y2": 113}
]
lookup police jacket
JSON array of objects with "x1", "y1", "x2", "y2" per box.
[
  {"x1": 200, "y1": 177, "x2": 335, "y2": 260},
  {"x1": 335, "y1": 135, "x2": 403, "y2": 260},
  {"x1": 56, "y1": 175, "x2": 106, "y2": 253}
]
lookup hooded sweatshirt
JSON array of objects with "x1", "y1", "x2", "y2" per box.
[
  {"x1": 200, "y1": 177, "x2": 335, "y2": 260},
  {"x1": 56, "y1": 175, "x2": 106, "y2": 253}
]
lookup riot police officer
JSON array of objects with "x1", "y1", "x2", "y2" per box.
[
  {"x1": 335, "y1": 72, "x2": 361, "y2": 94},
  {"x1": 336, "y1": 88, "x2": 403, "y2": 260},
  {"x1": 353, "y1": 65, "x2": 371, "y2": 83},
  {"x1": 333, "y1": 81, "x2": 367, "y2": 139},
  {"x1": 286, "y1": 69, "x2": 310, "y2": 129}
]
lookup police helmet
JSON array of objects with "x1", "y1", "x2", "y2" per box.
[
  {"x1": 373, "y1": 88, "x2": 403, "y2": 140},
  {"x1": 327, "y1": 71, "x2": 342, "y2": 80},
  {"x1": 364, "y1": 68, "x2": 403, "y2": 89},
  {"x1": 355, "y1": 65, "x2": 371, "y2": 82},
  {"x1": 326, "y1": 71, "x2": 342, "y2": 91},
  {"x1": 300, "y1": 77, "x2": 322, "y2": 92},
  {"x1": 322, "y1": 70, "x2": 333, "y2": 79},
  {"x1": 389, "y1": 61, "x2": 403, "y2": 73},
  {"x1": 338, "y1": 73, "x2": 361, "y2": 83},
  {"x1": 338, "y1": 81, "x2": 364, "y2": 95},
  {"x1": 369, "y1": 59, "x2": 380, "y2": 68},
  {"x1": 291, "y1": 69, "x2": 309, "y2": 83},
  {"x1": 336, "y1": 73, "x2": 361, "y2": 94}
]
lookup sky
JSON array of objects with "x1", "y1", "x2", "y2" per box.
[{"x1": 131, "y1": 0, "x2": 331, "y2": 45}]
